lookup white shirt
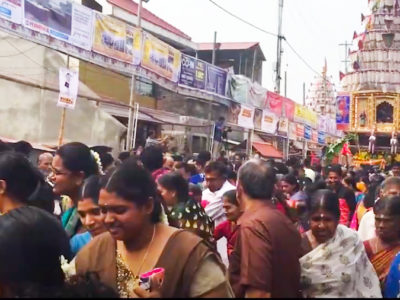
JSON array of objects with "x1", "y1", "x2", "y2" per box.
[
  {"x1": 304, "y1": 168, "x2": 316, "y2": 183},
  {"x1": 358, "y1": 210, "x2": 376, "y2": 241},
  {"x1": 202, "y1": 180, "x2": 236, "y2": 227},
  {"x1": 202, "y1": 180, "x2": 235, "y2": 268}
]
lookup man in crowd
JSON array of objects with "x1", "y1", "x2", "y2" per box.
[
  {"x1": 326, "y1": 164, "x2": 356, "y2": 226},
  {"x1": 203, "y1": 161, "x2": 236, "y2": 225},
  {"x1": 37, "y1": 152, "x2": 53, "y2": 177},
  {"x1": 190, "y1": 151, "x2": 211, "y2": 185},
  {"x1": 391, "y1": 162, "x2": 400, "y2": 177},
  {"x1": 303, "y1": 157, "x2": 316, "y2": 183},
  {"x1": 233, "y1": 153, "x2": 243, "y2": 172},
  {"x1": 145, "y1": 130, "x2": 170, "y2": 149},
  {"x1": 229, "y1": 159, "x2": 301, "y2": 298},
  {"x1": 202, "y1": 161, "x2": 235, "y2": 266}
]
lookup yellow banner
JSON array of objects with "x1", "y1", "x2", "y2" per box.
[
  {"x1": 294, "y1": 104, "x2": 317, "y2": 128},
  {"x1": 294, "y1": 104, "x2": 306, "y2": 123},
  {"x1": 304, "y1": 108, "x2": 318, "y2": 129},
  {"x1": 142, "y1": 32, "x2": 182, "y2": 82},
  {"x1": 92, "y1": 13, "x2": 142, "y2": 64}
]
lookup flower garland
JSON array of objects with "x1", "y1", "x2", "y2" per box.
[{"x1": 90, "y1": 150, "x2": 105, "y2": 175}]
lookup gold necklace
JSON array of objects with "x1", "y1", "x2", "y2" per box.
[
  {"x1": 132, "y1": 225, "x2": 157, "y2": 280},
  {"x1": 117, "y1": 225, "x2": 157, "y2": 295}
]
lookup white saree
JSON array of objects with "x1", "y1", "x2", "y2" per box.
[{"x1": 300, "y1": 224, "x2": 382, "y2": 298}]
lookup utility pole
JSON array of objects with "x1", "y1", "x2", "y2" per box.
[
  {"x1": 339, "y1": 41, "x2": 351, "y2": 73},
  {"x1": 207, "y1": 31, "x2": 217, "y2": 152},
  {"x1": 284, "y1": 70, "x2": 287, "y2": 97},
  {"x1": 127, "y1": 0, "x2": 148, "y2": 150},
  {"x1": 275, "y1": 0, "x2": 284, "y2": 94}
]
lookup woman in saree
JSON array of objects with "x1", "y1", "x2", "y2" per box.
[
  {"x1": 300, "y1": 189, "x2": 382, "y2": 298},
  {"x1": 50, "y1": 142, "x2": 100, "y2": 239},
  {"x1": 364, "y1": 196, "x2": 400, "y2": 288},
  {"x1": 280, "y1": 174, "x2": 310, "y2": 232},
  {"x1": 75, "y1": 158, "x2": 233, "y2": 298},
  {"x1": 157, "y1": 172, "x2": 215, "y2": 247}
]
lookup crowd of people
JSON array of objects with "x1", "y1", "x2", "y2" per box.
[{"x1": 2, "y1": 137, "x2": 400, "y2": 298}]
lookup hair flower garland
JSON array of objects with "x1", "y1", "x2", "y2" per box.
[{"x1": 90, "y1": 150, "x2": 105, "y2": 175}]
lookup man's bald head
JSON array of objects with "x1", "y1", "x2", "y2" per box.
[
  {"x1": 38, "y1": 152, "x2": 53, "y2": 176},
  {"x1": 238, "y1": 159, "x2": 276, "y2": 200}
]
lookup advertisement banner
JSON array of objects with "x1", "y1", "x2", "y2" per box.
[
  {"x1": 142, "y1": 32, "x2": 181, "y2": 82},
  {"x1": 304, "y1": 125, "x2": 312, "y2": 140},
  {"x1": 294, "y1": 104, "x2": 306, "y2": 123},
  {"x1": 229, "y1": 75, "x2": 266, "y2": 108},
  {"x1": 318, "y1": 115, "x2": 327, "y2": 132},
  {"x1": 278, "y1": 117, "x2": 289, "y2": 136},
  {"x1": 57, "y1": 67, "x2": 79, "y2": 109},
  {"x1": 312, "y1": 130, "x2": 318, "y2": 143},
  {"x1": 205, "y1": 64, "x2": 227, "y2": 96},
  {"x1": 229, "y1": 74, "x2": 248, "y2": 104},
  {"x1": 336, "y1": 93, "x2": 350, "y2": 130},
  {"x1": 254, "y1": 109, "x2": 262, "y2": 131},
  {"x1": 237, "y1": 105, "x2": 255, "y2": 129},
  {"x1": 266, "y1": 91, "x2": 282, "y2": 117},
  {"x1": 261, "y1": 110, "x2": 278, "y2": 134},
  {"x1": 327, "y1": 118, "x2": 337, "y2": 135},
  {"x1": 69, "y1": 4, "x2": 93, "y2": 50},
  {"x1": 289, "y1": 122, "x2": 297, "y2": 140},
  {"x1": 24, "y1": 0, "x2": 63, "y2": 34},
  {"x1": 0, "y1": 0, "x2": 22, "y2": 24},
  {"x1": 179, "y1": 54, "x2": 206, "y2": 90},
  {"x1": 304, "y1": 108, "x2": 318, "y2": 129},
  {"x1": 24, "y1": 0, "x2": 93, "y2": 49},
  {"x1": 227, "y1": 102, "x2": 241, "y2": 125},
  {"x1": 248, "y1": 81, "x2": 267, "y2": 108},
  {"x1": 318, "y1": 131, "x2": 326, "y2": 144},
  {"x1": 283, "y1": 98, "x2": 295, "y2": 121},
  {"x1": 296, "y1": 123, "x2": 304, "y2": 138},
  {"x1": 93, "y1": 13, "x2": 141, "y2": 64}
]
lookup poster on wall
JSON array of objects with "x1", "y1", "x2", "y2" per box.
[
  {"x1": 57, "y1": 67, "x2": 79, "y2": 109},
  {"x1": 237, "y1": 105, "x2": 255, "y2": 129},
  {"x1": 0, "y1": 0, "x2": 23, "y2": 24},
  {"x1": 205, "y1": 64, "x2": 227, "y2": 96},
  {"x1": 227, "y1": 102, "x2": 241, "y2": 125},
  {"x1": 254, "y1": 109, "x2": 262, "y2": 131},
  {"x1": 179, "y1": 54, "x2": 206, "y2": 90},
  {"x1": 93, "y1": 13, "x2": 141, "y2": 64},
  {"x1": 289, "y1": 122, "x2": 297, "y2": 140},
  {"x1": 336, "y1": 93, "x2": 350, "y2": 130},
  {"x1": 261, "y1": 110, "x2": 278, "y2": 134},
  {"x1": 142, "y1": 32, "x2": 181, "y2": 82},
  {"x1": 278, "y1": 117, "x2": 289, "y2": 136},
  {"x1": 296, "y1": 123, "x2": 304, "y2": 138}
]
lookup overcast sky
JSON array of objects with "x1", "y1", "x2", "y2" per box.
[{"x1": 145, "y1": 0, "x2": 369, "y2": 103}]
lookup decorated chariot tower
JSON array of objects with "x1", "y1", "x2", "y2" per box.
[{"x1": 341, "y1": 0, "x2": 400, "y2": 153}]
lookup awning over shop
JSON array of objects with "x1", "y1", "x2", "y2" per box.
[{"x1": 252, "y1": 142, "x2": 283, "y2": 159}]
